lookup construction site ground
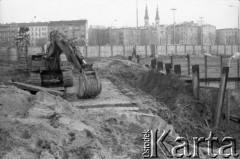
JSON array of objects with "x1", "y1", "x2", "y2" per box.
[{"x1": 1, "y1": 57, "x2": 240, "y2": 159}]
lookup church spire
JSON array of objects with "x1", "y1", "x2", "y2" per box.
[
  {"x1": 144, "y1": 5, "x2": 149, "y2": 19},
  {"x1": 144, "y1": 5, "x2": 149, "y2": 27},
  {"x1": 155, "y1": 5, "x2": 160, "y2": 26}
]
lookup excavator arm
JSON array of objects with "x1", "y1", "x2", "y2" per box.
[
  {"x1": 46, "y1": 30, "x2": 102, "y2": 98},
  {"x1": 47, "y1": 30, "x2": 87, "y2": 72}
]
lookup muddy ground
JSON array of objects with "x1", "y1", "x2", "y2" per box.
[{"x1": 0, "y1": 57, "x2": 240, "y2": 159}]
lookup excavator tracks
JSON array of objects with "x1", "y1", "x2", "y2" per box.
[
  {"x1": 62, "y1": 70, "x2": 73, "y2": 87},
  {"x1": 29, "y1": 72, "x2": 42, "y2": 86}
]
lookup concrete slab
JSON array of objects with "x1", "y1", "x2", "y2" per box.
[{"x1": 69, "y1": 78, "x2": 137, "y2": 109}]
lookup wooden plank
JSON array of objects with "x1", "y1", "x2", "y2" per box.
[
  {"x1": 204, "y1": 55, "x2": 208, "y2": 85},
  {"x1": 187, "y1": 55, "x2": 190, "y2": 75},
  {"x1": 226, "y1": 90, "x2": 230, "y2": 126},
  {"x1": 182, "y1": 77, "x2": 240, "y2": 82},
  {"x1": 192, "y1": 65, "x2": 200, "y2": 100},
  {"x1": 230, "y1": 114, "x2": 240, "y2": 123},
  {"x1": 220, "y1": 56, "x2": 223, "y2": 78},
  {"x1": 237, "y1": 59, "x2": 239, "y2": 89},
  {"x1": 12, "y1": 81, "x2": 64, "y2": 96},
  {"x1": 170, "y1": 56, "x2": 173, "y2": 68},
  {"x1": 215, "y1": 66, "x2": 229, "y2": 128}
]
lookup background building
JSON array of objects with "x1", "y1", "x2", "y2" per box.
[
  {"x1": 199, "y1": 24, "x2": 216, "y2": 45},
  {"x1": 48, "y1": 20, "x2": 88, "y2": 46},
  {"x1": 18, "y1": 22, "x2": 48, "y2": 46},
  {"x1": 156, "y1": 25, "x2": 167, "y2": 45},
  {"x1": 109, "y1": 28, "x2": 142, "y2": 46},
  {"x1": 88, "y1": 26, "x2": 109, "y2": 46},
  {"x1": 216, "y1": 28, "x2": 238, "y2": 45},
  {"x1": 174, "y1": 21, "x2": 199, "y2": 45},
  {"x1": 0, "y1": 20, "x2": 88, "y2": 47},
  {"x1": 0, "y1": 23, "x2": 18, "y2": 47}
]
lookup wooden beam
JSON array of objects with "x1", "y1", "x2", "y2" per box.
[
  {"x1": 187, "y1": 55, "x2": 190, "y2": 75},
  {"x1": 237, "y1": 59, "x2": 240, "y2": 89},
  {"x1": 192, "y1": 65, "x2": 200, "y2": 100},
  {"x1": 204, "y1": 55, "x2": 208, "y2": 85},
  {"x1": 170, "y1": 56, "x2": 173, "y2": 68},
  {"x1": 182, "y1": 77, "x2": 240, "y2": 82},
  {"x1": 215, "y1": 66, "x2": 229, "y2": 128},
  {"x1": 12, "y1": 81, "x2": 64, "y2": 96},
  {"x1": 157, "y1": 61, "x2": 163, "y2": 71},
  {"x1": 165, "y1": 63, "x2": 172, "y2": 75}
]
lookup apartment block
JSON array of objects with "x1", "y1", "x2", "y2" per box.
[
  {"x1": 48, "y1": 20, "x2": 88, "y2": 46},
  {"x1": 216, "y1": 29, "x2": 238, "y2": 45}
]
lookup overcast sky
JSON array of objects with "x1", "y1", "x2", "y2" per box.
[{"x1": 0, "y1": 0, "x2": 239, "y2": 29}]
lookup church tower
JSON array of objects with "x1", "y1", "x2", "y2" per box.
[
  {"x1": 144, "y1": 5, "x2": 149, "y2": 27},
  {"x1": 155, "y1": 5, "x2": 160, "y2": 26}
]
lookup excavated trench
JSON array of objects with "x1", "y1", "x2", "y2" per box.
[{"x1": 94, "y1": 58, "x2": 240, "y2": 153}]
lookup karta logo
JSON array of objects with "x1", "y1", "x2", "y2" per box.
[{"x1": 142, "y1": 130, "x2": 239, "y2": 158}]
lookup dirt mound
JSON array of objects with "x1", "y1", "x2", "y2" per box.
[
  {"x1": 0, "y1": 85, "x2": 33, "y2": 117},
  {"x1": 0, "y1": 87, "x2": 110, "y2": 159},
  {"x1": 0, "y1": 62, "x2": 29, "y2": 84},
  {"x1": 139, "y1": 70, "x2": 191, "y2": 107},
  {"x1": 113, "y1": 55, "x2": 126, "y2": 60},
  {"x1": 80, "y1": 109, "x2": 177, "y2": 159},
  {"x1": 28, "y1": 91, "x2": 76, "y2": 118},
  {"x1": 94, "y1": 59, "x2": 148, "y2": 86},
  {"x1": 135, "y1": 70, "x2": 213, "y2": 139},
  {"x1": 0, "y1": 85, "x2": 176, "y2": 159}
]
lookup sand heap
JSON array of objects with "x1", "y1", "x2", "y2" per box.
[
  {"x1": 0, "y1": 85, "x2": 176, "y2": 159},
  {"x1": 94, "y1": 58, "x2": 148, "y2": 86},
  {"x1": 0, "y1": 86, "x2": 110, "y2": 159}
]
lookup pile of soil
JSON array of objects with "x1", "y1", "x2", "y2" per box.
[
  {"x1": 94, "y1": 58, "x2": 148, "y2": 86},
  {"x1": 0, "y1": 62, "x2": 28, "y2": 84},
  {"x1": 0, "y1": 85, "x2": 113, "y2": 158},
  {"x1": 0, "y1": 85, "x2": 33, "y2": 117},
  {"x1": 0, "y1": 86, "x2": 106, "y2": 159},
  {"x1": 139, "y1": 70, "x2": 213, "y2": 138},
  {"x1": 139, "y1": 70, "x2": 191, "y2": 107},
  {"x1": 0, "y1": 85, "x2": 177, "y2": 159}
]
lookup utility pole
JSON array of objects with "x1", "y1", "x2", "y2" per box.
[
  {"x1": 200, "y1": 17, "x2": 204, "y2": 44},
  {"x1": 136, "y1": 0, "x2": 138, "y2": 28},
  {"x1": 200, "y1": 16, "x2": 204, "y2": 53},
  {"x1": 171, "y1": 8, "x2": 177, "y2": 45},
  {"x1": 136, "y1": 0, "x2": 139, "y2": 46},
  {"x1": 238, "y1": 0, "x2": 240, "y2": 51},
  {"x1": 229, "y1": 2, "x2": 240, "y2": 51}
]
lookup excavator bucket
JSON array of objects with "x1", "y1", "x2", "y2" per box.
[{"x1": 77, "y1": 67, "x2": 102, "y2": 99}]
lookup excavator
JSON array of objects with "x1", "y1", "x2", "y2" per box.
[{"x1": 24, "y1": 30, "x2": 102, "y2": 98}]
